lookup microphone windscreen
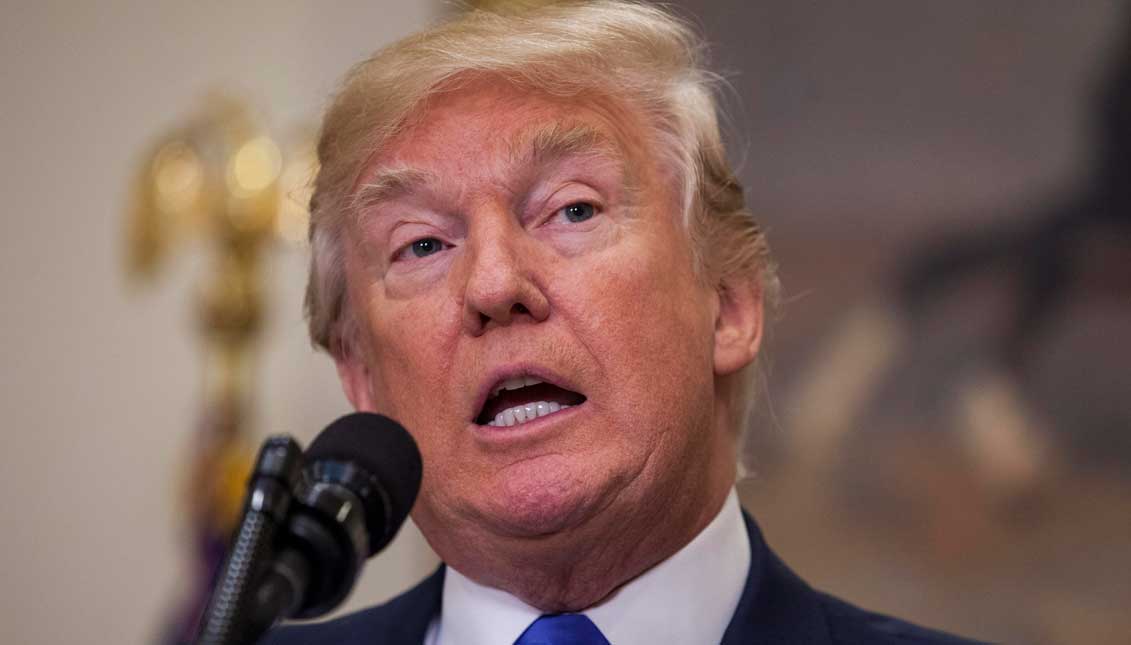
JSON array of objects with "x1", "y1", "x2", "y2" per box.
[{"x1": 305, "y1": 412, "x2": 423, "y2": 554}]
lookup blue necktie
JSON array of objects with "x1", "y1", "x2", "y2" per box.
[{"x1": 514, "y1": 614, "x2": 611, "y2": 645}]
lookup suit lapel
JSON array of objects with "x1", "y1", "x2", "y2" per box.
[{"x1": 720, "y1": 513, "x2": 833, "y2": 644}]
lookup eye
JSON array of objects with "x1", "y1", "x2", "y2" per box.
[
  {"x1": 397, "y1": 237, "x2": 448, "y2": 261},
  {"x1": 559, "y1": 202, "x2": 597, "y2": 223}
]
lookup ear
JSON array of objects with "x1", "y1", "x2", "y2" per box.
[
  {"x1": 334, "y1": 344, "x2": 378, "y2": 412},
  {"x1": 713, "y1": 275, "x2": 765, "y2": 376}
]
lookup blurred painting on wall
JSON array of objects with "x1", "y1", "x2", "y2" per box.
[{"x1": 670, "y1": 1, "x2": 1131, "y2": 643}]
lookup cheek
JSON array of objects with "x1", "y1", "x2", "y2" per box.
[
  {"x1": 363, "y1": 298, "x2": 468, "y2": 492},
  {"x1": 560, "y1": 228, "x2": 715, "y2": 409},
  {"x1": 359, "y1": 288, "x2": 461, "y2": 419}
]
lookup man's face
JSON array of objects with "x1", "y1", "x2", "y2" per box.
[{"x1": 337, "y1": 78, "x2": 738, "y2": 554}]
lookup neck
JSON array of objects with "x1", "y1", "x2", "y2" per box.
[{"x1": 464, "y1": 476, "x2": 734, "y2": 612}]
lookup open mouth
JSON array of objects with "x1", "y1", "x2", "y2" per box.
[{"x1": 475, "y1": 375, "x2": 587, "y2": 427}]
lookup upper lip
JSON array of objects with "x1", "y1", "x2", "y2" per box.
[{"x1": 470, "y1": 363, "x2": 583, "y2": 424}]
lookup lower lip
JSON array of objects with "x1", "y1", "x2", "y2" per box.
[{"x1": 470, "y1": 403, "x2": 584, "y2": 447}]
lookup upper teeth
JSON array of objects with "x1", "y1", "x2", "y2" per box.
[
  {"x1": 489, "y1": 375, "x2": 544, "y2": 398},
  {"x1": 487, "y1": 401, "x2": 571, "y2": 427}
]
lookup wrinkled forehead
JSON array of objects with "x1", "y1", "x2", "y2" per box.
[{"x1": 349, "y1": 76, "x2": 654, "y2": 199}]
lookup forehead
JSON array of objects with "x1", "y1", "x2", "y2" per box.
[{"x1": 354, "y1": 77, "x2": 652, "y2": 190}]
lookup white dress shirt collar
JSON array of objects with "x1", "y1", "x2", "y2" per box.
[{"x1": 428, "y1": 489, "x2": 750, "y2": 645}]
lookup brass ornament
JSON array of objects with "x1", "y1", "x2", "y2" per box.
[{"x1": 127, "y1": 95, "x2": 315, "y2": 407}]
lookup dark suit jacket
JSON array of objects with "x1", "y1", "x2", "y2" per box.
[{"x1": 261, "y1": 513, "x2": 984, "y2": 644}]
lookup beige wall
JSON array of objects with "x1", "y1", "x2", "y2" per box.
[{"x1": 0, "y1": 2, "x2": 441, "y2": 643}]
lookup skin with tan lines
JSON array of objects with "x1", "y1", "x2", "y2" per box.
[{"x1": 333, "y1": 76, "x2": 765, "y2": 612}]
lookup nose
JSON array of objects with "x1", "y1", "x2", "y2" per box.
[{"x1": 458, "y1": 215, "x2": 550, "y2": 335}]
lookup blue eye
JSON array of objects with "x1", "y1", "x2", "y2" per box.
[
  {"x1": 561, "y1": 202, "x2": 596, "y2": 223},
  {"x1": 409, "y1": 237, "x2": 445, "y2": 258}
]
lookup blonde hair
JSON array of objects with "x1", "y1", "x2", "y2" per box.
[{"x1": 306, "y1": 0, "x2": 778, "y2": 425}]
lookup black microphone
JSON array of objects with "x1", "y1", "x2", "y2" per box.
[
  {"x1": 279, "y1": 413, "x2": 423, "y2": 618},
  {"x1": 196, "y1": 413, "x2": 422, "y2": 645}
]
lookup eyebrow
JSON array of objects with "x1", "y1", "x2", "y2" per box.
[
  {"x1": 520, "y1": 123, "x2": 642, "y2": 206},
  {"x1": 351, "y1": 167, "x2": 439, "y2": 217},
  {"x1": 509, "y1": 123, "x2": 622, "y2": 168}
]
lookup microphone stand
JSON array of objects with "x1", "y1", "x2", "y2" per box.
[{"x1": 195, "y1": 436, "x2": 303, "y2": 645}]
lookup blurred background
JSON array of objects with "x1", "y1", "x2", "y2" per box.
[{"x1": 1, "y1": 1, "x2": 1127, "y2": 643}]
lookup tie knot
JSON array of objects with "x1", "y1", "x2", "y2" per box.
[{"x1": 514, "y1": 613, "x2": 611, "y2": 645}]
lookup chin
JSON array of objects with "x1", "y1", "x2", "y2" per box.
[{"x1": 481, "y1": 454, "x2": 606, "y2": 537}]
